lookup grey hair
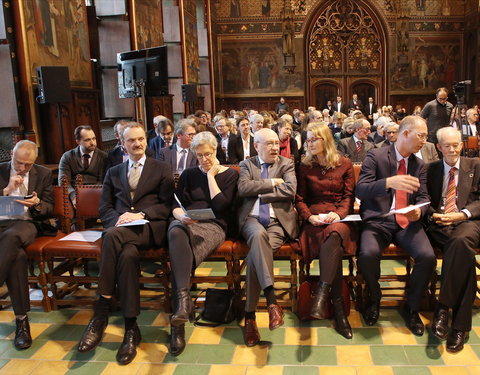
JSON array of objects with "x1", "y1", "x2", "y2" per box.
[
  {"x1": 384, "y1": 122, "x2": 399, "y2": 133},
  {"x1": 436, "y1": 126, "x2": 461, "y2": 144},
  {"x1": 174, "y1": 118, "x2": 196, "y2": 137},
  {"x1": 191, "y1": 131, "x2": 218, "y2": 152},
  {"x1": 120, "y1": 122, "x2": 145, "y2": 142},
  {"x1": 353, "y1": 118, "x2": 369, "y2": 131},
  {"x1": 250, "y1": 113, "x2": 264, "y2": 123},
  {"x1": 13, "y1": 140, "x2": 38, "y2": 157}
]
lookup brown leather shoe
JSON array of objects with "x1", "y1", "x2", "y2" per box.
[
  {"x1": 267, "y1": 304, "x2": 284, "y2": 330},
  {"x1": 244, "y1": 319, "x2": 260, "y2": 347}
]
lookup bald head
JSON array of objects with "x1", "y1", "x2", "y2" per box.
[{"x1": 254, "y1": 128, "x2": 280, "y2": 163}]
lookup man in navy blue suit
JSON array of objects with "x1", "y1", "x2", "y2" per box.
[
  {"x1": 356, "y1": 115, "x2": 436, "y2": 336},
  {"x1": 148, "y1": 116, "x2": 174, "y2": 159}
]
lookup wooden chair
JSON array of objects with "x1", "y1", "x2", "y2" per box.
[{"x1": 463, "y1": 136, "x2": 479, "y2": 157}]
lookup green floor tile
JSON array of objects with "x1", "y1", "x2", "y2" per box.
[
  {"x1": 196, "y1": 344, "x2": 234, "y2": 364},
  {"x1": 0, "y1": 341, "x2": 12, "y2": 358},
  {"x1": 413, "y1": 331, "x2": 443, "y2": 346},
  {"x1": 0, "y1": 339, "x2": 46, "y2": 359},
  {"x1": 317, "y1": 327, "x2": 354, "y2": 345},
  {"x1": 173, "y1": 364, "x2": 210, "y2": 375},
  {"x1": 283, "y1": 365, "x2": 319, "y2": 375},
  {"x1": 393, "y1": 366, "x2": 432, "y2": 375},
  {"x1": 62, "y1": 348, "x2": 97, "y2": 362},
  {"x1": 283, "y1": 312, "x2": 300, "y2": 327},
  {"x1": 65, "y1": 361, "x2": 108, "y2": 374},
  {"x1": 163, "y1": 343, "x2": 201, "y2": 364},
  {"x1": 470, "y1": 344, "x2": 480, "y2": 359},
  {"x1": 370, "y1": 345, "x2": 409, "y2": 365},
  {"x1": 301, "y1": 345, "x2": 336, "y2": 365},
  {"x1": 89, "y1": 342, "x2": 119, "y2": 362},
  {"x1": 36, "y1": 324, "x2": 86, "y2": 341},
  {"x1": 0, "y1": 360, "x2": 8, "y2": 369},
  {"x1": 403, "y1": 345, "x2": 445, "y2": 365},
  {"x1": 298, "y1": 318, "x2": 331, "y2": 328},
  {"x1": 138, "y1": 326, "x2": 169, "y2": 343},
  {"x1": 350, "y1": 327, "x2": 383, "y2": 344},
  {"x1": 268, "y1": 345, "x2": 303, "y2": 365},
  {"x1": 220, "y1": 327, "x2": 245, "y2": 345},
  {"x1": 258, "y1": 327, "x2": 285, "y2": 344},
  {"x1": 28, "y1": 310, "x2": 78, "y2": 324},
  {"x1": 0, "y1": 325, "x2": 15, "y2": 340},
  {"x1": 466, "y1": 329, "x2": 480, "y2": 344}
]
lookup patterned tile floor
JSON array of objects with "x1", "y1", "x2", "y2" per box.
[{"x1": 0, "y1": 260, "x2": 478, "y2": 374}]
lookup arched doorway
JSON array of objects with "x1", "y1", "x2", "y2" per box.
[
  {"x1": 305, "y1": 0, "x2": 388, "y2": 108},
  {"x1": 351, "y1": 81, "x2": 377, "y2": 106},
  {"x1": 314, "y1": 82, "x2": 339, "y2": 110}
]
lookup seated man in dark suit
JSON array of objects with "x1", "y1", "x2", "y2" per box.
[
  {"x1": 157, "y1": 119, "x2": 198, "y2": 174},
  {"x1": 337, "y1": 118, "x2": 375, "y2": 162},
  {"x1": 356, "y1": 115, "x2": 436, "y2": 336},
  {"x1": 77, "y1": 122, "x2": 174, "y2": 365},
  {"x1": 213, "y1": 115, "x2": 239, "y2": 164},
  {"x1": 425, "y1": 127, "x2": 480, "y2": 352},
  {"x1": 148, "y1": 115, "x2": 174, "y2": 159},
  {"x1": 58, "y1": 125, "x2": 107, "y2": 204},
  {"x1": 0, "y1": 140, "x2": 54, "y2": 349},
  {"x1": 237, "y1": 128, "x2": 299, "y2": 347},
  {"x1": 235, "y1": 116, "x2": 257, "y2": 161}
]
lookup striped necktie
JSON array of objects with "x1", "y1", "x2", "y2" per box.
[{"x1": 444, "y1": 167, "x2": 457, "y2": 213}]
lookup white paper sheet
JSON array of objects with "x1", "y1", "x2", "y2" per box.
[
  {"x1": 316, "y1": 214, "x2": 362, "y2": 224},
  {"x1": 118, "y1": 219, "x2": 149, "y2": 227},
  {"x1": 383, "y1": 201, "x2": 430, "y2": 216},
  {"x1": 59, "y1": 230, "x2": 103, "y2": 242}
]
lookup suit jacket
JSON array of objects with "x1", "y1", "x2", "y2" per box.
[
  {"x1": 364, "y1": 103, "x2": 378, "y2": 118},
  {"x1": 58, "y1": 146, "x2": 107, "y2": 193},
  {"x1": 337, "y1": 137, "x2": 375, "y2": 162},
  {"x1": 100, "y1": 157, "x2": 174, "y2": 247},
  {"x1": 149, "y1": 136, "x2": 172, "y2": 159},
  {"x1": 324, "y1": 105, "x2": 335, "y2": 116},
  {"x1": 348, "y1": 99, "x2": 363, "y2": 111},
  {"x1": 0, "y1": 162, "x2": 54, "y2": 233},
  {"x1": 234, "y1": 134, "x2": 257, "y2": 161},
  {"x1": 356, "y1": 144, "x2": 430, "y2": 222},
  {"x1": 237, "y1": 155, "x2": 298, "y2": 239},
  {"x1": 426, "y1": 157, "x2": 480, "y2": 219},
  {"x1": 158, "y1": 145, "x2": 198, "y2": 174},
  {"x1": 216, "y1": 133, "x2": 239, "y2": 164},
  {"x1": 461, "y1": 123, "x2": 480, "y2": 137},
  {"x1": 332, "y1": 101, "x2": 348, "y2": 115},
  {"x1": 105, "y1": 145, "x2": 154, "y2": 176},
  {"x1": 419, "y1": 142, "x2": 439, "y2": 164}
]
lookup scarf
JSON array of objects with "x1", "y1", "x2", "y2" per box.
[{"x1": 279, "y1": 137, "x2": 291, "y2": 158}]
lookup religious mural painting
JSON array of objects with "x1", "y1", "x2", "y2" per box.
[
  {"x1": 132, "y1": 0, "x2": 163, "y2": 50},
  {"x1": 183, "y1": 0, "x2": 200, "y2": 84}
]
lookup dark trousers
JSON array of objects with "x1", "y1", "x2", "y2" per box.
[
  {"x1": 426, "y1": 220, "x2": 480, "y2": 331},
  {"x1": 98, "y1": 223, "x2": 165, "y2": 318},
  {"x1": 358, "y1": 217, "x2": 436, "y2": 311},
  {"x1": 0, "y1": 220, "x2": 38, "y2": 316}
]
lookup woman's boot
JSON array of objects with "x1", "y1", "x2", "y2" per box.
[
  {"x1": 169, "y1": 323, "x2": 186, "y2": 356},
  {"x1": 310, "y1": 281, "x2": 331, "y2": 319},
  {"x1": 332, "y1": 297, "x2": 352, "y2": 339},
  {"x1": 171, "y1": 288, "x2": 195, "y2": 326}
]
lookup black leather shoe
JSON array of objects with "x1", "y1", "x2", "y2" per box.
[
  {"x1": 310, "y1": 281, "x2": 331, "y2": 320},
  {"x1": 116, "y1": 324, "x2": 141, "y2": 365},
  {"x1": 446, "y1": 329, "x2": 469, "y2": 353},
  {"x1": 14, "y1": 317, "x2": 32, "y2": 350},
  {"x1": 77, "y1": 315, "x2": 108, "y2": 352},
  {"x1": 332, "y1": 297, "x2": 352, "y2": 339},
  {"x1": 431, "y1": 306, "x2": 449, "y2": 340},
  {"x1": 171, "y1": 288, "x2": 195, "y2": 326},
  {"x1": 362, "y1": 301, "x2": 380, "y2": 326},
  {"x1": 402, "y1": 304, "x2": 424, "y2": 336},
  {"x1": 169, "y1": 324, "x2": 186, "y2": 356}
]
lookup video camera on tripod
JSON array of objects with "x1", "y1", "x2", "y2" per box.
[
  {"x1": 452, "y1": 80, "x2": 471, "y2": 105},
  {"x1": 451, "y1": 80, "x2": 472, "y2": 139}
]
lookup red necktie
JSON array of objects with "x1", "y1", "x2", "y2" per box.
[
  {"x1": 356, "y1": 141, "x2": 362, "y2": 153},
  {"x1": 395, "y1": 159, "x2": 409, "y2": 228},
  {"x1": 444, "y1": 167, "x2": 457, "y2": 213}
]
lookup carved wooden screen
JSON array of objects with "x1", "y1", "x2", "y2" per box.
[{"x1": 308, "y1": 0, "x2": 382, "y2": 75}]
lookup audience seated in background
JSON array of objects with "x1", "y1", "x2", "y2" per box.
[
  {"x1": 213, "y1": 115, "x2": 239, "y2": 164},
  {"x1": 148, "y1": 116, "x2": 174, "y2": 158},
  {"x1": 235, "y1": 116, "x2": 257, "y2": 161},
  {"x1": 337, "y1": 118, "x2": 374, "y2": 162}
]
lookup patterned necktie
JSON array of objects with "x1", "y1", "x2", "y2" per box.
[
  {"x1": 259, "y1": 163, "x2": 271, "y2": 228},
  {"x1": 177, "y1": 149, "x2": 187, "y2": 174},
  {"x1": 356, "y1": 141, "x2": 362, "y2": 153},
  {"x1": 129, "y1": 162, "x2": 140, "y2": 199},
  {"x1": 82, "y1": 154, "x2": 90, "y2": 169},
  {"x1": 19, "y1": 181, "x2": 28, "y2": 196},
  {"x1": 444, "y1": 167, "x2": 458, "y2": 214},
  {"x1": 395, "y1": 159, "x2": 409, "y2": 229}
]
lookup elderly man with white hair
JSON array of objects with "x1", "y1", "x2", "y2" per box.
[{"x1": 250, "y1": 113, "x2": 265, "y2": 133}]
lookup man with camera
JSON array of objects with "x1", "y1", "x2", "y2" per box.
[{"x1": 420, "y1": 87, "x2": 453, "y2": 144}]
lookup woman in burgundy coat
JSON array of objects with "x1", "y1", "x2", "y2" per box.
[{"x1": 295, "y1": 122, "x2": 357, "y2": 338}]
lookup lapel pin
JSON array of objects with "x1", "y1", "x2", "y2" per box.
[{"x1": 469, "y1": 173, "x2": 474, "y2": 178}]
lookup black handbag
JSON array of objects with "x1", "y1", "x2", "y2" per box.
[{"x1": 194, "y1": 288, "x2": 236, "y2": 327}]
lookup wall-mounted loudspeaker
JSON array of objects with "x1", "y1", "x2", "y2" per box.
[{"x1": 36, "y1": 66, "x2": 72, "y2": 104}]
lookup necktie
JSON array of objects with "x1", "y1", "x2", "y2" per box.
[
  {"x1": 444, "y1": 167, "x2": 457, "y2": 214},
  {"x1": 19, "y1": 181, "x2": 28, "y2": 196},
  {"x1": 177, "y1": 149, "x2": 187, "y2": 174},
  {"x1": 356, "y1": 141, "x2": 362, "y2": 153},
  {"x1": 259, "y1": 163, "x2": 271, "y2": 228},
  {"x1": 82, "y1": 154, "x2": 90, "y2": 169},
  {"x1": 129, "y1": 162, "x2": 140, "y2": 199},
  {"x1": 395, "y1": 159, "x2": 409, "y2": 228}
]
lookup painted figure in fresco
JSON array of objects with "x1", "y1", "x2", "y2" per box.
[
  {"x1": 281, "y1": 8, "x2": 295, "y2": 56},
  {"x1": 416, "y1": 0, "x2": 426, "y2": 11},
  {"x1": 419, "y1": 57, "x2": 429, "y2": 89},
  {"x1": 262, "y1": 0, "x2": 271, "y2": 17},
  {"x1": 230, "y1": 0, "x2": 240, "y2": 17}
]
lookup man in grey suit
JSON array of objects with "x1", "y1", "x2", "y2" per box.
[
  {"x1": 58, "y1": 125, "x2": 107, "y2": 205},
  {"x1": 157, "y1": 119, "x2": 198, "y2": 174},
  {"x1": 337, "y1": 118, "x2": 375, "y2": 162},
  {"x1": 417, "y1": 141, "x2": 439, "y2": 164},
  {"x1": 237, "y1": 128, "x2": 299, "y2": 347}
]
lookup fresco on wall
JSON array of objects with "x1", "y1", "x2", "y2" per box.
[
  {"x1": 217, "y1": 38, "x2": 303, "y2": 96},
  {"x1": 21, "y1": 0, "x2": 92, "y2": 87},
  {"x1": 183, "y1": 0, "x2": 200, "y2": 84},
  {"x1": 390, "y1": 36, "x2": 461, "y2": 93},
  {"x1": 133, "y1": 0, "x2": 163, "y2": 50}
]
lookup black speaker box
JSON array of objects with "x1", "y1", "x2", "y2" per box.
[
  {"x1": 181, "y1": 84, "x2": 197, "y2": 102},
  {"x1": 36, "y1": 66, "x2": 72, "y2": 104}
]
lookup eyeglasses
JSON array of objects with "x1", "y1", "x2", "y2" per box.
[
  {"x1": 184, "y1": 133, "x2": 196, "y2": 138},
  {"x1": 196, "y1": 152, "x2": 214, "y2": 159},
  {"x1": 306, "y1": 137, "x2": 324, "y2": 144},
  {"x1": 437, "y1": 96, "x2": 448, "y2": 102},
  {"x1": 386, "y1": 131, "x2": 398, "y2": 134},
  {"x1": 414, "y1": 132, "x2": 428, "y2": 140}
]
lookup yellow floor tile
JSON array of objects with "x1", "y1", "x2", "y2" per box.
[
  {"x1": 379, "y1": 327, "x2": 417, "y2": 345},
  {"x1": 209, "y1": 365, "x2": 247, "y2": 375},
  {"x1": 348, "y1": 310, "x2": 364, "y2": 329},
  {"x1": 231, "y1": 345, "x2": 269, "y2": 366},
  {"x1": 30, "y1": 360, "x2": 71, "y2": 374},
  {"x1": 31, "y1": 340, "x2": 77, "y2": 360},
  {"x1": 101, "y1": 362, "x2": 143, "y2": 374},
  {"x1": 357, "y1": 366, "x2": 394, "y2": 375},
  {"x1": 336, "y1": 345, "x2": 372, "y2": 366},
  {"x1": 473, "y1": 327, "x2": 480, "y2": 338},
  {"x1": 466, "y1": 366, "x2": 480, "y2": 375},
  {"x1": 284, "y1": 327, "x2": 317, "y2": 345},
  {"x1": 103, "y1": 325, "x2": 125, "y2": 342},
  {"x1": 319, "y1": 367, "x2": 355, "y2": 375},
  {"x1": 393, "y1": 267, "x2": 407, "y2": 275},
  {"x1": 6, "y1": 323, "x2": 50, "y2": 340},
  {"x1": 137, "y1": 363, "x2": 176, "y2": 375},
  {"x1": 195, "y1": 268, "x2": 212, "y2": 276},
  {"x1": 66, "y1": 309, "x2": 93, "y2": 325},
  {"x1": 0, "y1": 311, "x2": 14, "y2": 322},
  {"x1": 274, "y1": 268, "x2": 280, "y2": 275},
  {"x1": 245, "y1": 365, "x2": 283, "y2": 375},
  {"x1": 429, "y1": 366, "x2": 470, "y2": 375},
  {"x1": 441, "y1": 345, "x2": 480, "y2": 365},
  {"x1": 254, "y1": 312, "x2": 270, "y2": 328},
  {"x1": 0, "y1": 359, "x2": 41, "y2": 374},
  {"x1": 188, "y1": 326, "x2": 225, "y2": 345},
  {"x1": 132, "y1": 343, "x2": 168, "y2": 364},
  {"x1": 151, "y1": 312, "x2": 170, "y2": 327}
]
